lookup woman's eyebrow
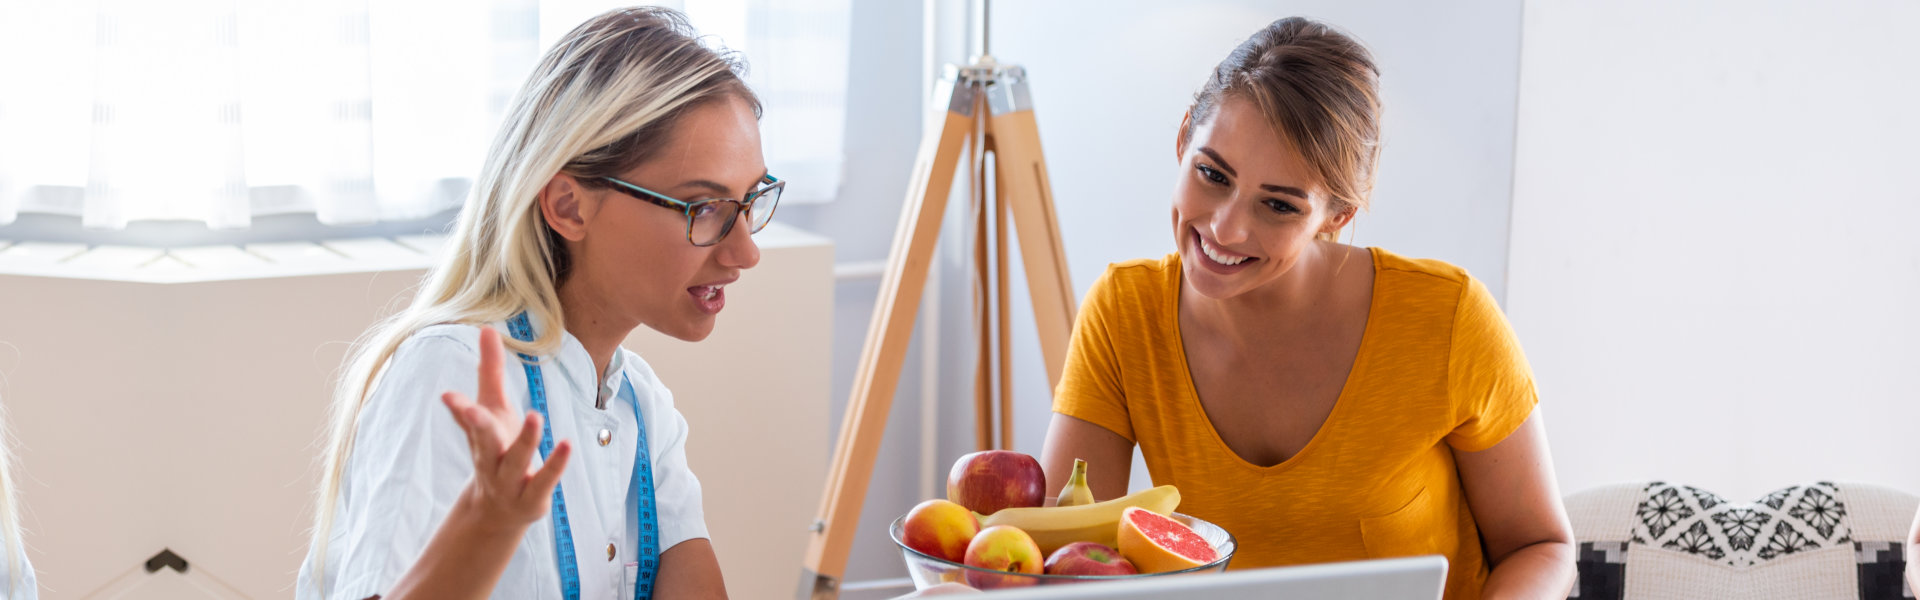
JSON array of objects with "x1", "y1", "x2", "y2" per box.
[
  {"x1": 1198, "y1": 147, "x2": 1238, "y2": 177},
  {"x1": 1200, "y1": 146, "x2": 1309, "y2": 200},
  {"x1": 673, "y1": 179, "x2": 735, "y2": 196},
  {"x1": 1261, "y1": 183, "x2": 1309, "y2": 200}
]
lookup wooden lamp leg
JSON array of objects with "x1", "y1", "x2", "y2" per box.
[
  {"x1": 970, "y1": 105, "x2": 992, "y2": 452},
  {"x1": 988, "y1": 79, "x2": 1077, "y2": 388},
  {"x1": 991, "y1": 143, "x2": 1015, "y2": 450},
  {"x1": 796, "y1": 79, "x2": 977, "y2": 599},
  {"x1": 797, "y1": 62, "x2": 1078, "y2": 600}
]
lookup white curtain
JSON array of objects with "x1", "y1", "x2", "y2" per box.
[{"x1": 0, "y1": 0, "x2": 848, "y2": 230}]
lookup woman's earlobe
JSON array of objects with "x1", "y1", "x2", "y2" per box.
[{"x1": 1325, "y1": 207, "x2": 1359, "y2": 240}]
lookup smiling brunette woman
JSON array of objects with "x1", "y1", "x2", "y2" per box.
[{"x1": 1039, "y1": 16, "x2": 1575, "y2": 600}]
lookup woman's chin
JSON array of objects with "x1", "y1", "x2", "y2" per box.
[
  {"x1": 653, "y1": 317, "x2": 717, "y2": 342},
  {"x1": 1181, "y1": 263, "x2": 1252, "y2": 301},
  {"x1": 674, "y1": 324, "x2": 717, "y2": 342}
]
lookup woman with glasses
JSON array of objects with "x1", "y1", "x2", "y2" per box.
[
  {"x1": 1038, "y1": 17, "x2": 1574, "y2": 600},
  {"x1": 300, "y1": 7, "x2": 780, "y2": 600}
]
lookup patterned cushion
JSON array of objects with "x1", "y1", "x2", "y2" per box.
[{"x1": 1565, "y1": 481, "x2": 1917, "y2": 600}]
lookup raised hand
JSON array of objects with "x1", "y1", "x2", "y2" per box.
[
  {"x1": 440, "y1": 326, "x2": 572, "y2": 526},
  {"x1": 385, "y1": 326, "x2": 577, "y2": 600}
]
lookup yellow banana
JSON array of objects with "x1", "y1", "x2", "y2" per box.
[
  {"x1": 1055, "y1": 458, "x2": 1096, "y2": 508},
  {"x1": 979, "y1": 485, "x2": 1180, "y2": 555}
]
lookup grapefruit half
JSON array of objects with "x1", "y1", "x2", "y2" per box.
[{"x1": 1115, "y1": 507, "x2": 1218, "y2": 573}]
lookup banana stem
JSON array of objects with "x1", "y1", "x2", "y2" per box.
[{"x1": 1057, "y1": 458, "x2": 1094, "y2": 507}]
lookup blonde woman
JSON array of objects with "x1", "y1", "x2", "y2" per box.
[
  {"x1": 0, "y1": 401, "x2": 35, "y2": 600},
  {"x1": 299, "y1": 8, "x2": 779, "y2": 599}
]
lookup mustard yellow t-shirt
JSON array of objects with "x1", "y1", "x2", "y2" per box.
[{"x1": 1052, "y1": 248, "x2": 1538, "y2": 600}]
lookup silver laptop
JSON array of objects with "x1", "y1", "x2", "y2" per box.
[{"x1": 966, "y1": 555, "x2": 1447, "y2": 600}]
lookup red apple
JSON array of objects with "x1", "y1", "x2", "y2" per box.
[
  {"x1": 900, "y1": 499, "x2": 980, "y2": 563},
  {"x1": 962, "y1": 525, "x2": 1044, "y2": 589},
  {"x1": 1044, "y1": 541, "x2": 1138, "y2": 576},
  {"x1": 946, "y1": 450, "x2": 1045, "y2": 515}
]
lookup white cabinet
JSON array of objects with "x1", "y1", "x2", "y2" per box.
[{"x1": 0, "y1": 224, "x2": 832, "y2": 599}]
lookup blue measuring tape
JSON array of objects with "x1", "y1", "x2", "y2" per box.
[{"x1": 507, "y1": 313, "x2": 660, "y2": 600}]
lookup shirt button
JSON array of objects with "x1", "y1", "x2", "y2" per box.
[
  {"x1": 607, "y1": 543, "x2": 617, "y2": 561},
  {"x1": 597, "y1": 429, "x2": 612, "y2": 446}
]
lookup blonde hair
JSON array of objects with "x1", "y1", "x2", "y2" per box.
[
  {"x1": 0, "y1": 399, "x2": 25, "y2": 595},
  {"x1": 308, "y1": 6, "x2": 757, "y2": 590}
]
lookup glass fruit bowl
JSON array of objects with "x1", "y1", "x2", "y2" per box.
[{"x1": 888, "y1": 512, "x2": 1236, "y2": 591}]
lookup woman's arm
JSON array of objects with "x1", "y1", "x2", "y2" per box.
[
  {"x1": 652, "y1": 538, "x2": 728, "y2": 599},
  {"x1": 1040, "y1": 413, "x2": 1135, "y2": 503},
  {"x1": 382, "y1": 327, "x2": 574, "y2": 600},
  {"x1": 1453, "y1": 410, "x2": 1576, "y2": 600}
]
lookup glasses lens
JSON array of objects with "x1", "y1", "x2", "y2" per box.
[
  {"x1": 747, "y1": 184, "x2": 781, "y2": 233},
  {"x1": 689, "y1": 201, "x2": 741, "y2": 246}
]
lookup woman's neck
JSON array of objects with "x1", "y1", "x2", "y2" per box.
[{"x1": 555, "y1": 277, "x2": 638, "y2": 387}]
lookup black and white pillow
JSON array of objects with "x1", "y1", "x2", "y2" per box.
[
  {"x1": 1631, "y1": 482, "x2": 1850, "y2": 568},
  {"x1": 1567, "y1": 481, "x2": 1915, "y2": 600}
]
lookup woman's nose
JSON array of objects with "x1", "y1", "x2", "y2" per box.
[
  {"x1": 1209, "y1": 197, "x2": 1251, "y2": 245},
  {"x1": 717, "y1": 214, "x2": 761, "y2": 270}
]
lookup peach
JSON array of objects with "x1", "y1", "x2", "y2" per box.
[
  {"x1": 962, "y1": 525, "x2": 1043, "y2": 589},
  {"x1": 900, "y1": 499, "x2": 979, "y2": 563}
]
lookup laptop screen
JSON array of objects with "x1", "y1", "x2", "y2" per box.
[{"x1": 954, "y1": 555, "x2": 1447, "y2": 600}]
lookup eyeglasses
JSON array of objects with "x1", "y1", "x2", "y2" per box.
[{"x1": 599, "y1": 174, "x2": 784, "y2": 246}]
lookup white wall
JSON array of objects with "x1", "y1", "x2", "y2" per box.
[
  {"x1": 1508, "y1": 0, "x2": 1920, "y2": 501},
  {"x1": 991, "y1": 0, "x2": 1525, "y2": 306}
]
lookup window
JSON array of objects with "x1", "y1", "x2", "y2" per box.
[{"x1": 0, "y1": 0, "x2": 847, "y2": 232}]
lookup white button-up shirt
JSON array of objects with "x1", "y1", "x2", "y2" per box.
[{"x1": 298, "y1": 320, "x2": 707, "y2": 600}]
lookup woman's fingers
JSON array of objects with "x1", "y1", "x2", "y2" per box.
[
  {"x1": 465, "y1": 404, "x2": 505, "y2": 465},
  {"x1": 443, "y1": 392, "x2": 486, "y2": 459},
  {"x1": 527, "y1": 440, "x2": 571, "y2": 501},
  {"x1": 498, "y1": 411, "x2": 544, "y2": 479},
  {"x1": 476, "y1": 326, "x2": 510, "y2": 414},
  {"x1": 895, "y1": 583, "x2": 980, "y2": 597},
  {"x1": 441, "y1": 391, "x2": 470, "y2": 428}
]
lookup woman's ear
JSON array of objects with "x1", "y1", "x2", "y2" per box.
[
  {"x1": 1322, "y1": 204, "x2": 1359, "y2": 238},
  {"x1": 1175, "y1": 110, "x2": 1193, "y2": 162},
  {"x1": 540, "y1": 173, "x2": 594, "y2": 242}
]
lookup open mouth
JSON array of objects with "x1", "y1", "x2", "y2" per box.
[
  {"x1": 1193, "y1": 229, "x2": 1256, "y2": 267},
  {"x1": 689, "y1": 283, "x2": 728, "y2": 314}
]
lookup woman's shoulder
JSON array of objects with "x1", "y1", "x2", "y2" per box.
[
  {"x1": 1367, "y1": 248, "x2": 1509, "y2": 343},
  {"x1": 1370, "y1": 247, "x2": 1506, "y2": 307},
  {"x1": 402, "y1": 322, "x2": 486, "y2": 351},
  {"x1": 1103, "y1": 253, "x2": 1181, "y2": 280},
  {"x1": 1085, "y1": 253, "x2": 1182, "y2": 307},
  {"x1": 375, "y1": 323, "x2": 497, "y2": 383},
  {"x1": 1368, "y1": 247, "x2": 1472, "y2": 287}
]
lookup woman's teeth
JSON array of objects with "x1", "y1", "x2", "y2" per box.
[
  {"x1": 696, "y1": 286, "x2": 721, "y2": 300},
  {"x1": 1200, "y1": 238, "x2": 1249, "y2": 266}
]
